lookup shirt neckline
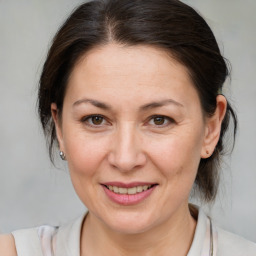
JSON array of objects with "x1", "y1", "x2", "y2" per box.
[{"x1": 55, "y1": 207, "x2": 217, "y2": 256}]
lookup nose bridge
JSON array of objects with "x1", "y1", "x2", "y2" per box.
[{"x1": 108, "y1": 121, "x2": 146, "y2": 171}]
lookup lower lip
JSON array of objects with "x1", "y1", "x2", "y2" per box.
[{"x1": 102, "y1": 185, "x2": 157, "y2": 206}]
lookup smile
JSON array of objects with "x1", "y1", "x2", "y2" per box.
[
  {"x1": 102, "y1": 183, "x2": 158, "y2": 205},
  {"x1": 105, "y1": 185, "x2": 154, "y2": 195}
]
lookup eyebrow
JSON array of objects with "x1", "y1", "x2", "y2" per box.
[
  {"x1": 73, "y1": 98, "x2": 184, "y2": 110},
  {"x1": 73, "y1": 98, "x2": 112, "y2": 110},
  {"x1": 139, "y1": 99, "x2": 184, "y2": 111}
]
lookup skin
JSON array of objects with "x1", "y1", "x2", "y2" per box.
[
  {"x1": 0, "y1": 43, "x2": 226, "y2": 255},
  {"x1": 0, "y1": 234, "x2": 17, "y2": 256},
  {"x1": 52, "y1": 43, "x2": 226, "y2": 255}
]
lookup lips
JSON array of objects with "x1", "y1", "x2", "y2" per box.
[
  {"x1": 105, "y1": 184, "x2": 154, "y2": 195},
  {"x1": 101, "y1": 182, "x2": 158, "y2": 205},
  {"x1": 103, "y1": 181, "x2": 156, "y2": 187}
]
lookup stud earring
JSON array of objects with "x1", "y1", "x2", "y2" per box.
[
  {"x1": 59, "y1": 151, "x2": 66, "y2": 160},
  {"x1": 206, "y1": 149, "x2": 210, "y2": 155}
]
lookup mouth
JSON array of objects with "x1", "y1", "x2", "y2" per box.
[
  {"x1": 104, "y1": 184, "x2": 156, "y2": 195},
  {"x1": 101, "y1": 182, "x2": 158, "y2": 205}
]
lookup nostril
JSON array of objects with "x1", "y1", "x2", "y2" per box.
[{"x1": 108, "y1": 151, "x2": 147, "y2": 172}]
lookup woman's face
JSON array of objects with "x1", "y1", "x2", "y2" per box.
[{"x1": 53, "y1": 44, "x2": 216, "y2": 234}]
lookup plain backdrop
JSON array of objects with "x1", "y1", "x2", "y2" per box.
[{"x1": 0, "y1": 0, "x2": 255, "y2": 242}]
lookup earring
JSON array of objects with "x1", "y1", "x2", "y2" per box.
[
  {"x1": 206, "y1": 149, "x2": 210, "y2": 155},
  {"x1": 59, "y1": 151, "x2": 66, "y2": 160}
]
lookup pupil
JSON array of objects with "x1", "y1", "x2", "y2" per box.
[
  {"x1": 92, "y1": 116, "x2": 103, "y2": 125},
  {"x1": 154, "y1": 117, "x2": 164, "y2": 125}
]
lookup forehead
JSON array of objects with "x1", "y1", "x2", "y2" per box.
[
  {"x1": 71, "y1": 43, "x2": 189, "y2": 83},
  {"x1": 65, "y1": 43, "x2": 199, "y2": 108}
]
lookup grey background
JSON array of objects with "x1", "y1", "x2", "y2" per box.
[{"x1": 0, "y1": 0, "x2": 255, "y2": 242}]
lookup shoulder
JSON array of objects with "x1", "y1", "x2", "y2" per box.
[
  {"x1": 217, "y1": 227, "x2": 256, "y2": 256},
  {"x1": 12, "y1": 226, "x2": 55, "y2": 256},
  {"x1": 0, "y1": 234, "x2": 17, "y2": 256}
]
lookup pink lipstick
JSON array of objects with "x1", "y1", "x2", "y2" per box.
[{"x1": 101, "y1": 182, "x2": 158, "y2": 206}]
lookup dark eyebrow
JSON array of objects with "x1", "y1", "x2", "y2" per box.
[
  {"x1": 73, "y1": 98, "x2": 112, "y2": 110},
  {"x1": 139, "y1": 99, "x2": 184, "y2": 111},
  {"x1": 73, "y1": 98, "x2": 183, "y2": 111}
]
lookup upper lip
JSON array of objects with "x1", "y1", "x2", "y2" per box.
[{"x1": 101, "y1": 182, "x2": 158, "y2": 188}]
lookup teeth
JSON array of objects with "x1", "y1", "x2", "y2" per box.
[
  {"x1": 137, "y1": 186, "x2": 143, "y2": 193},
  {"x1": 107, "y1": 185, "x2": 153, "y2": 194},
  {"x1": 143, "y1": 185, "x2": 148, "y2": 191},
  {"x1": 127, "y1": 187, "x2": 137, "y2": 195},
  {"x1": 118, "y1": 187, "x2": 127, "y2": 194}
]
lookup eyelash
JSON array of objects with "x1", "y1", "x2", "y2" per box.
[
  {"x1": 81, "y1": 114, "x2": 175, "y2": 128},
  {"x1": 81, "y1": 114, "x2": 108, "y2": 128},
  {"x1": 147, "y1": 115, "x2": 175, "y2": 127}
]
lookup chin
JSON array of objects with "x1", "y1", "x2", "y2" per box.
[
  {"x1": 110, "y1": 220, "x2": 154, "y2": 235},
  {"x1": 100, "y1": 209, "x2": 158, "y2": 234}
]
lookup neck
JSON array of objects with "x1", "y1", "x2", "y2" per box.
[{"x1": 81, "y1": 204, "x2": 197, "y2": 256}]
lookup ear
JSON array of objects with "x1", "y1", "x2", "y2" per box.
[
  {"x1": 51, "y1": 103, "x2": 65, "y2": 151},
  {"x1": 201, "y1": 95, "x2": 227, "y2": 158}
]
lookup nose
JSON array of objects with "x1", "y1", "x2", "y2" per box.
[{"x1": 108, "y1": 123, "x2": 147, "y2": 172}]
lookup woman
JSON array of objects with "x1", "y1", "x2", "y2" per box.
[{"x1": 1, "y1": 0, "x2": 255, "y2": 255}]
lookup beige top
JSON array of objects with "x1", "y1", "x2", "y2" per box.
[{"x1": 12, "y1": 208, "x2": 256, "y2": 256}]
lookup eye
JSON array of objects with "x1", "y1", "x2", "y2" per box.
[
  {"x1": 82, "y1": 115, "x2": 108, "y2": 127},
  {"x1": 148, "y1": 115, "x2": 174, "y2": 127}
]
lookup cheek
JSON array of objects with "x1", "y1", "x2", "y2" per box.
[
  {"x1": 63, "y1": 128, "x2": 110, "y2": 178},
  {"x1": 147, "y1": 131, "x2": 203, "y2": 179},
  {"x1": 146, "y1": 132, "x2": 203, "y2": 208},
  {"x1": 63, "y1": 131, "x2": 111, "y2": 206}
]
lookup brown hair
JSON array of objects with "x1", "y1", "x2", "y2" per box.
[{"x1": 38, "y1": 0, "x2": 237, "y2": 202}]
